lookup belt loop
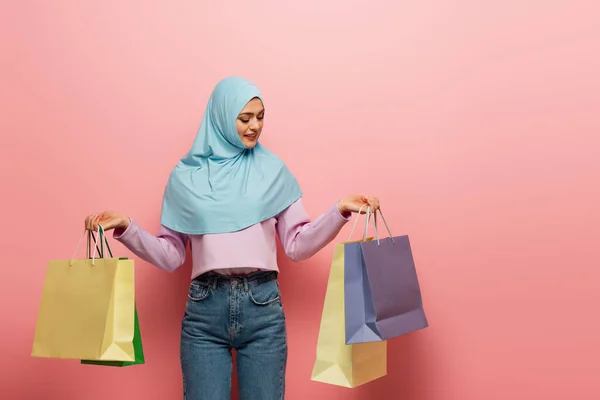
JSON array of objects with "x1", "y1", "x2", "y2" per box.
[
  {"x1": 211, "y1": 276, "x2": 218, "y2": 290},
  {"x1": 243, "y1": 277, "x2": 248, "y2": 292}
]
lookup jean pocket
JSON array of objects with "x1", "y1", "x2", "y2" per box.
[
  {"x1": 188, "y1": 282, "x2": 211, "y2": 302},
  {"x1": 249, "y1": 279, "x2": 281, "y2": 306}
]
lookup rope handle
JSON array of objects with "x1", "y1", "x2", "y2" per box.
[
  {"x1": 70, "y1": 225, "x2": 114, "y2": 266},
  {"x1": 347, "y1": 205, "x2": 395, "y2": 246}
]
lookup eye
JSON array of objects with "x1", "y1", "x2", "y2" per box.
[
  {"x1": 239, "y1": 118, "x2": 250, "y2": 123},
  {"x1": 257, "y1": 115, "x2": 264, "y2": 120}
]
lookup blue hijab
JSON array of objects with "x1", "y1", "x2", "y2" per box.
[{"x1": 160, "y1": 76, "x2": 303, "y2": 235}]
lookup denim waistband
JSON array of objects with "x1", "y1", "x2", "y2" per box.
[{"x1": 192, "y1": 270, "x2": 278, "y2": 289}]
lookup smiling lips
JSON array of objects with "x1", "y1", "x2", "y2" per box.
[{"x1": 245, "y1": 133, "x2": 258, "y2": 140}]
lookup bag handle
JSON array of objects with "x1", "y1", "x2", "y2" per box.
[
  {"x1": 348, "y1": 205, "x2": 379, "y2": 242},
  {"x1": 89, "y1": 226, "x2": 113, "y2": 259},
  {"x1": 347, "y1": 205, "x2": 395, "y2": 246},
  {"x1": 71, "y1": 229, "x2": 94, "y2": 265},
  {"x1": 70, "y1": 225, "x2": 113, "y2": 266},
  {"x1": 373, "y1": 209, "x2": 395, "y2": 245}
]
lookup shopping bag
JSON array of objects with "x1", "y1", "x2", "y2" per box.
[
  {"x1": 32, "y1": 227, "x2": 137, "y2": 362},
  {"x1": 311, "y1": 239, "x2": 387, "y2": 388},
  {"x1": 81, "y1": 302, "x2": 145, "y2": 367},
  {"x1": 80, "y1": 233, "x2": 145, "y2": 367},
  {"x1": 344, "y1": 207, "x2": 427, "y2": 345}
]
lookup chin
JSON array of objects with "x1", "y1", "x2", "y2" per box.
[
  {"x1": 242, "y1": 135, "x2": 260, "y2": 148},
  {"x1": 243, "y1": 140, "x2": 258, "y2": 149}
]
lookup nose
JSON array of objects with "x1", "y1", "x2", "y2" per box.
[{"x1": 249, "y1": 119, "x2": 260, "y2": 132}]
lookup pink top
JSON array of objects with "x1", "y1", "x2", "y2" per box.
[{"x1": 113, "y1": 198, "x2": 351, "y2": 278}]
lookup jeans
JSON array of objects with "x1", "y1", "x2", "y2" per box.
[{"x1": 180, "y1": 271, "x2": 287, "y2": 400}]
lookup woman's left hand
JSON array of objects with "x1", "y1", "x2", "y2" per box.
[{"x1": 338, "y1": 194, "x2": 380, "y2": 215}]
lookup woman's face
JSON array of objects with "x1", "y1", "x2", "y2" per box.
[{"x1": 236, "y1": 98, "x2": 264, "y2": 148}]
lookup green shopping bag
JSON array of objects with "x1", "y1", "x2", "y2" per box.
[{"x1": 80, "y1": 230, "x2": 145, "y2": 367}]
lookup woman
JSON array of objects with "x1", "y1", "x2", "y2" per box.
[{"x1": 84, "y1": 76, "x2": 380, "y2": 400}]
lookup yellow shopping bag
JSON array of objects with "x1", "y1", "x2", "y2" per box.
[
  {"x1": 32, "y1": 228, "x2": 136, "y2": 362},
  {"x1": 311, "y1": 238, "x2": 387, "y2": 388}
]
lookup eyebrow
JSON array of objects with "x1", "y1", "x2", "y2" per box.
[{"x1": 238, "y1": 109, "x2": 265, "y2": 116}]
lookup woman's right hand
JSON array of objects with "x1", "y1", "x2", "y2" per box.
[{"x1": 84, "y1": 211, "x2": 130, "y2": 232}]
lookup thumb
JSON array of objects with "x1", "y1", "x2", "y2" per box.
[{"x1": 98, "y1": 215, "x2": 121, "y2": 231}]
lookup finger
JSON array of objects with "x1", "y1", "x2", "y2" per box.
[
  {"x1": 371, "y1": 196, "x2": 379, "y2": 208},
  {"x1": 86, "y1": 214, "x2": 96, "y2": 231},
  {"x1": 101, "y1": 216, "x2": 118, "y2": 231},
  {"x1": 373, "y1": 197, "x2": 381, "y2": 210},
  {"x1": 97, "y1": 215, "x2": 114, "y2": 231},
  {"x1": 92, "y1": 215, "x2": 101, "y2": 231},
  {"x1": 372, "y1": 198, "x2": 380, "y2": 211},
  {"x1": 365, "y1": 197, "x2": 375, "y2": 210}
]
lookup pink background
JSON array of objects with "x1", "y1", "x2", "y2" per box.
[{"x1": 1, "y1": 1, "x2": 599, "y2": 399}]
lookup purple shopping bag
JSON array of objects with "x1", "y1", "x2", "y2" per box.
[{"x1": 344, "y1": 208, "x2": 428, "y2": 344}]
